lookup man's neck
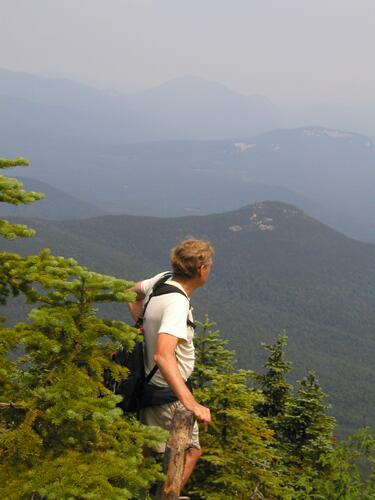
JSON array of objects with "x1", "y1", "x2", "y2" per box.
[{"x1": 171, "y1": 275, "x2": 200, "y2": 297}]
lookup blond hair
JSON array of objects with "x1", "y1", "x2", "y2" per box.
[{"x1": 170, "y1": 239, "x2": 214, "y2": 279}]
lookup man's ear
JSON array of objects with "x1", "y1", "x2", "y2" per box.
[{"x1": 196, "y1": 266, "x2": 204, "y2": 277}]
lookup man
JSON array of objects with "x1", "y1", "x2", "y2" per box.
[{"x1": 128, "y1": 239, "x2": 213, "y2": 489}]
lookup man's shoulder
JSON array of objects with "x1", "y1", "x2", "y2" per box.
[
  {"x1": 157, "y1": 290, "x2": 189, "y2": 305},
  {"x1": 140, "y1": 271, "x2": 170, "y2": 296}
]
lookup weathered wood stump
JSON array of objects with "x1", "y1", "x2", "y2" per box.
[{"x1": 155, "y1": 408, "x2": 195, "y2": 500}]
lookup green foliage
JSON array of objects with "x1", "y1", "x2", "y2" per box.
[
  {"x1": 0, "y1": 157, "x2": 44, "y2": 240},
  {"x1": 192, "y1": 315, "x2": 235, "y2": 386},
  {"x1": 0, "y1": 157, "x2": 165, "y2": 498},
  {"x1": 337, "y1": 427, "x2": 375, "y2": 498},
  {"x1": 254, "y1": 334, "x2": 293, "y2": 420},
  {"x1": 190, "y1": 323, "x2": 375, "y2": 499},
  {"x1": 290, "y1": 428, "x2": 375, "y2": 499},
  {"x1": 254, "y1": 335, "x2": 375, "y2": 498},
  {"x1": 281, "y1": 372, "x2": 336, "y2": 468},
  {"x1": 254, "y1": 337, "x2": 336, "y2": 474},
  {"x1": 0, "y1": 157, "x2": 45, "y2": 310},
  {"x1": 189, "y1": 317, "x2": 291, "y2": 499}
]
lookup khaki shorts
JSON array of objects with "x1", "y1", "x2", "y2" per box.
[{"x1": 140, "y1": 401, "x2": 200, "y2": 453}]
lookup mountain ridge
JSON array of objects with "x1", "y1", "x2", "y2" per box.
[
  {"x1": 0, "y1": 67, "x2": 283, "y2": 141},
  {"x1": 2, "y1": 68, "x2": 375, "y2": 242},
  {"x1": 3, "y1": 201, "x2": 375, "y2": 435}
]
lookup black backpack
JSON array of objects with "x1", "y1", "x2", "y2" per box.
[{"x1": 104, "y1": 272, "x2": 194, "y2": 413}]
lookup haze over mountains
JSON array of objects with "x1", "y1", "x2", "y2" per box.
[
  {"x1": 2, "y1": 67, "x2": 375, "y2": 243},
  {"x1": 4, "y1": 202, "x2": 375, "y2": 435},
  {"x1": 0, "y1": 68, "x2": 282, "y2": 143},
  {"x1": 0, "y1": 177, "x2": 106, "y2": 220}
]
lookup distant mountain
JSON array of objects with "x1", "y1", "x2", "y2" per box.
[
  {"x1": 2, "y1": 68, "x2": 375, "y2": 241},
  {"x1": 0, "y1": 68, "x2": 282, "y2": 143},
  {"x1": 0, "y1": 177, "x2": 106, "y2": 220},
  {"x1": 0, "y1": 67, "x2": 123, "y2": 113},
  {"x1": 127, "y1": 76, "x2": 282, "y2": 140},
  {"x1": 223, "y1": 127, "x2": 375, "y2": 240},
  {"x1": 20, "y1": 126, "x2": 369, "y2": 242},
  {"x1": 284, "y1": 101, "x2": 375, "y2": 142},
  {"x1": 0, "y1": 93, "x2": 140, "y2": 153},
  {"x1": 3, "y1": 202, "x2": 375, "y2": 435}
]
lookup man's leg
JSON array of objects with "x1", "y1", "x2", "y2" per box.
[
  {"x1": 141, "y1": 403, "x2": 202, "y2": 492},
  {"x1": 181, "y1": 447, "x2": 202, "y2": 490}
]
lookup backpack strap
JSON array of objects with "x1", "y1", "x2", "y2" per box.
[
  {"x1": 138, "y1": 272, "x2": 195, "y2": 384},
  {"x1": 135, "y1": 272, "x2": 172, "y2": 328},
  {"x1": 152, "y1": 284, "x2": 196, "y2": 330},
  {"x1": 145, "y1": 364, "x2": 159, "y2": 384}
]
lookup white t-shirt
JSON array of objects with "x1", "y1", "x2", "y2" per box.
[{"x1": 140, "y1": 272, "x2": 195, "y2": 388}]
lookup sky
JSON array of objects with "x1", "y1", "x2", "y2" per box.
[{"x1": 1, "y1": 0, "x2": 374, "y2": 105}]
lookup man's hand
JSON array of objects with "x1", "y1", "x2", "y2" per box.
[
  {"x1": 126, "y1": 282, "x2": 145, "y2": 322},
  {"x1": 189, "y1": 402, "x2": 211, "y2": 425}
]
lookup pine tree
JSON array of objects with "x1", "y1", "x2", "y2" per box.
[
  {"x1": 0, "y1": 157, "x2": 44, "y2": 241},
  {"x1": 277, "y1": 371, "x2": 337, "y2": 497},
  {"x1": 191, "y1": 315, "x2": 235, "y2": 388},
  {"x1": 254, "y1": 335, "x2": 338, "y2": 496},
  {"x1": 188, "y1": 316, "x2": 291, "y2": 499},
  {"x1": 292, "y1": 426, "x2": 375, "y2": 499},
  {"x1": 0, "y1": 158, "x2": 165, "y2": 498},
  {"x1": 254, "y1": 334, "x2": 292, "y2": 420},
  {"x1": 281, "y1": 371, "x2": 336, "y2": 469},
  {"x1": 191, "y1": 322, "x2": 375, "y2": 498},
  {"x1": 0, "y1": 157, "x2": 44, "y2": 310}
]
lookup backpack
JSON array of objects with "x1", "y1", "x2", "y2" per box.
[{"x1": 104, "y1": 272, "x2": 194, "y2": 413}]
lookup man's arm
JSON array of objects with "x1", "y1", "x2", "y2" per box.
[
  {"x1": 154, "y1": 333, "x2": 211, "y2": 425},
  {"x1": 127, "y1": 281, "x2": 145, "y2": 322}
]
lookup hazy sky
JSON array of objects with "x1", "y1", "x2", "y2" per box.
[{"x1": 1, "y1": 0, "x2": 374, "y2": 105}]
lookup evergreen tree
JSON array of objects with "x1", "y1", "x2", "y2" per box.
[
  {"x1": 254, "y1": 334, "x2": 293, "y2": 420},
  {"x1": 254, "y1": 335, "x2": 375, "y2": 498},
  {"x1": 191, "y1": 323, "x2": 375, "y2": 499},
  {"x1": 191, "y1": 315, "x2": 235, "y2": 388},
  {"x1": 188, "y1": 316, "x2": 291, "y2": 499},
  {"x1": 0, "y1": 157, "x2": 44, "y2": 241},
  {"x1": 279, "y1": 371, "x2": 337, "y2": 497},
  {"x1": 0, "y1": 158, "x2": 165, "y2": 498},
  {"x1": 0, "y1": 157, "x2": 44, "y2": 310},
  {"x1": 296, "y1": 427, "x2": 375, "y2": 499},
  {"x1": 256, "y1": 337, "x2": 341, "y2": 495},
  {"x1": 335, "y1": 427, "x2": 375, "y2": 498},
  {"x1": 281, "y1": 371, "x2": 336, "y2": 469}
]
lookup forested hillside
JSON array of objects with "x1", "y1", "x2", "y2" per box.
[
  {"x1": 1, "y1": 159, "x2": 375, "y2": 498},
  {"x1": 4, "y1": 202, "x2": 375, "y2": 435}
]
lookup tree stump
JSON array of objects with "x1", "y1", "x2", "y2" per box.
[{"x1": 155, "y1": 408, "x2": 195, "y2": 500}]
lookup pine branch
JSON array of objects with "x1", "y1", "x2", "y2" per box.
[
  {"x1": 0, "y1": 157, "x2": 29, "y2": 168},
  {"x1": 0, "y1": 402, "x2": 26, "y2": 409}
]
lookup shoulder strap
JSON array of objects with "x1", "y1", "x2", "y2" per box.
[
  {"x1": 139, "y1": 272, "x2": 173, "y2": 322},
  {"x1": 139, "y1": 272, "x2": 196, "y2": 384},
  {"x1": 152, "y1": 283, "x2": 191, "y2": 304},
  {"x1": 151, "y1": 283, "x2": 196, "y2": 329}
]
